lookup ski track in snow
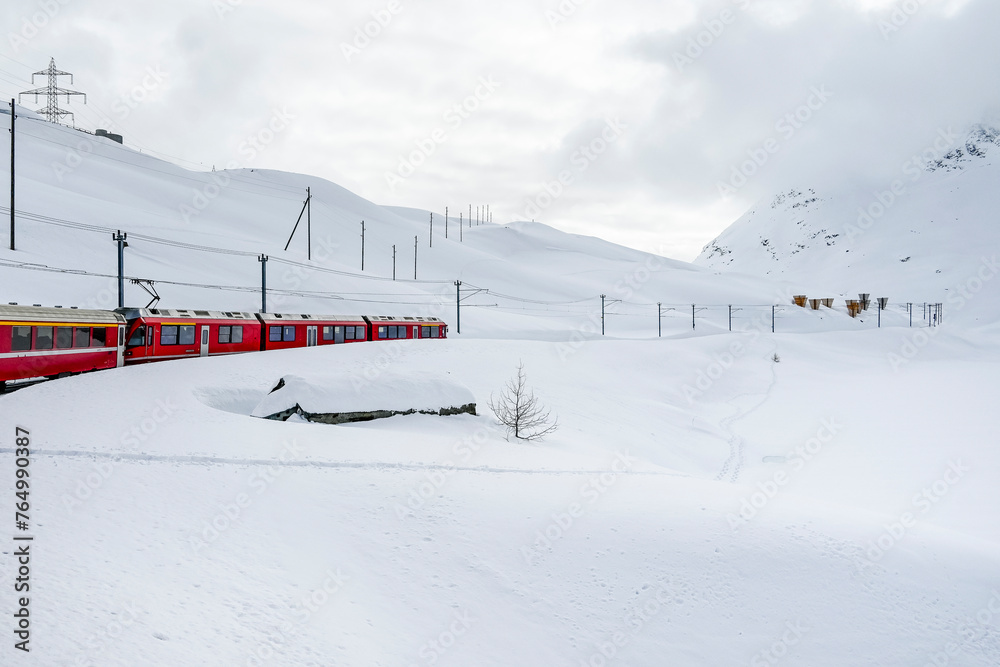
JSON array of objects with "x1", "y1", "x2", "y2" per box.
[
  {"x1": 0, "y1": 447, "x2": 689, "y2": 478},
  {"x1": 713, "y1": 338, "x2": 779, "y2": 484}
]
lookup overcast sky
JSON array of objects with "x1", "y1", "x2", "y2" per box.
[{"x1": 1, "y1": 0, "x2": 997, "y2": 260}]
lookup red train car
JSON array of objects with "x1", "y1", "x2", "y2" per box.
[
  {"x1": 119, "y1": 308, "x2": 261, "y2": 364},
  {"x1": 364, "y1": 315, "x2": 447, "y2": 340},
  {"x1": 258, "y1": 313, "x2": 370, "y2": 351},
  {"x1": 0, "y1": 304, "x2": 126, "y2": 390}
]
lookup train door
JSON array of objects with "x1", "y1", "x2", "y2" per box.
[
  {"x1": 200, "y1": 325, "x2": 210, "y2": 357},
  {"x1": 307, "y1": 326, "x2": 318, "y2": 347},
  {"x1": 117, "y1": 324, "x2": 127, "y2": 367}
]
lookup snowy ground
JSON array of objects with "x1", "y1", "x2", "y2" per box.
[{"x1": 2, "y1": 327, "x2": 1000, "y2": 666}]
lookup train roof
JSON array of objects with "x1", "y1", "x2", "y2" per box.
[
  {"x1": 117, "y1": 308, "x2": 258, "y2": 321},
  {"x1": 366, "y1": 315, "x2": 444, "y2": 324},
  {"x1": 0, "y1": 303, "x2": 125, "y2": 324},
  {"x1": 258, "y1": 313, "x2": 367, "y2": 322}
]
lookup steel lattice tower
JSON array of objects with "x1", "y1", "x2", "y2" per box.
[{"x1": 19, "y1": 58, "x2": 86, "y2": 125}]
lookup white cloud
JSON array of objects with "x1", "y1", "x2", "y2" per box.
[{"x1": 0, "y1": 0, "x2": 995, "y2": 260}]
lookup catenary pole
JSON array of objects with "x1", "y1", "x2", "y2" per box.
[
  {"x1": 113, "y1": 231, "x2": 127, "y2": 307},
  {"x1": 258, "y1": 254, "x2": 268, "y2": 313},
  {"x1": 9, "y1": 99, "x2": 14, "y2": 251}
]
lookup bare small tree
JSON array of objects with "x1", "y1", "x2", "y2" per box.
[{"x1": 488, "y1": 362, "x2": 558, "y2": 441}]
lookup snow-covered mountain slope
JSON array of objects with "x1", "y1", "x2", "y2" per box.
[
  {"x1": 695, "y1": 126, "x2": 1000, "y2": 326},
  {"x1": 0, "y1": 105, "x2": 800, "y2": 341}
]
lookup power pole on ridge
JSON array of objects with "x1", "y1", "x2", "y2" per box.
[{"x1": 19, "y1": 58, "x2": 86, "y2": 125}]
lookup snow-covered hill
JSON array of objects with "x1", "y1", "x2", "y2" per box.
[
  {"x1": 695, "y1": 126, "x2": 1000, "y2": 327},
  {"x1": 0, "y1": 104, "x2": 797, "y2": 340},
  {"x1": 2, "y1": 108, "x2": 1000, "y2": 666}
]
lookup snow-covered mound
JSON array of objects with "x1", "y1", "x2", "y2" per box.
[
  {"x1": 250, "y1": 370, "x2": 476, "y2": 420},
  {"x1": 695, "y1": 126, "x2": 1000, "y2": 326}
]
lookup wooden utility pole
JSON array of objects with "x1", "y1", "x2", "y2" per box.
[{"x1": 360, "y1": 220, "x2": 365, "y2": 271}]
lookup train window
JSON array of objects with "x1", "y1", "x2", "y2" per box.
[
  {"x1": 322, "y1": 326, "x2": 333, "y2": 341},
  {"x1": 56, "y1": 327, "x2": 73, "y2": 349},
  {"x1": 219, "y1": 326, "x2": 232, "y2": 344},
  {"x1": 269, "y1": 325, "x2": 282, "y2": 342},
  {"x1": 377, "y1": 326, "x2": 386, "y2": 339},
  {"x1": 128, "y1": 326, "x2": 146, "y2": 347},
  {"x1": 179, "y1": 325, "x2": 196, "y2": 346},
  {"x1": 74, "y1": 327, "x2": 91, "y2": 348},
  {"x1": 91, "y1": 327, "x2": 107, "y2": 347},
  {"x1": 232, "y1": 325, "x2": 243, "y2": 344},
  {"x1": 283, "y1": 326, "x2": 296, "y2": 341},
  {"x1": 36, "y1": 326, "x2": 53, "y2": 350},
  {"x1": 11, "y1": 326, "x2": 32, "y2": 351},
  {"x1": 344, "y1": 326, "x2": 354, "y2": 340},
  {"x1": 388, "y1": 325, "x2": 398, "y2": 339},
  {"x1": 161, "y1": 325, "x2": 179, "y2": 346}
]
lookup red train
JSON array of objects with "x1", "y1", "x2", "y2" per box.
[{"x1": 0, "y1": 304, "x2": 447, "y2": 390}]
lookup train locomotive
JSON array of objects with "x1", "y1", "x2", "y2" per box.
[{"x1": 0, "y1": 304, "x2": 447, "y2": 391}]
